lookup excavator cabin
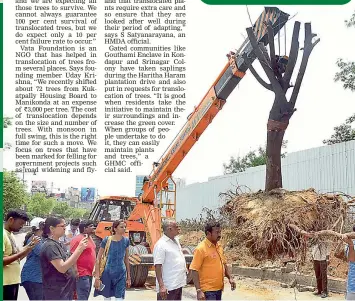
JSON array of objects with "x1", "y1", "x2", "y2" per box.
[{"x1": 89, "y1": 196, "x2": 147, "y2": 249}]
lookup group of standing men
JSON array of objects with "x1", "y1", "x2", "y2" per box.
[{"x1": 153, "y1": 219, "x2": 236, "y2": 300}]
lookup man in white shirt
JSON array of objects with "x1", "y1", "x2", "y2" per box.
[
  {"x1": 153, "y1": 219, "x2": 187, "y2": 300},
  {"x1": 311, "y1": 240, "x2": 330, "y2": 298},
  {"x1": 59, "y1": 218, "x2": 80, "y2": 253}
]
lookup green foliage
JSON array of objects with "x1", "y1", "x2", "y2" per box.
[
  {"x1": 52, "y1": 202, "x2": 71, "y2": 217},
  {"x1": 329, "y1": 12, "x2": 355, "y2": 145},
  {"x1": 52, "y1": 202, "x2": 90, "y2": 219},
  {"x1": 335, "y1": 11, "x2": 355, "y2": 92},
  {"x1": 3, "y1": 170, "x2": 28, "y2": 214},
  {"x1": 345, "y1": 11, "x2": 355, "y2": 28},
  {"x1": 323, "y1": 114, "x2": 355, "y2": 145},
  {"x1": 69, "y1": 208, "x2": 88, "y2": 219},
  {"x1": 27, "y1": 193, "x2": 56, "y2": 218},
  {"x1": 335, "y1": 59, "x2": 355, "y2": 92},
  {"x1": 82, "y1": 210, "x2": 91, "y2": 219},
  {"x1": 3, "y1": 117, "x2": 12, "y2": 129},
  {"x1": 3, "y1": 117, "x2": 12, "y2": 150},
  {"x1": 223, "y1": 141, "x2": 287, "y2": 174}
]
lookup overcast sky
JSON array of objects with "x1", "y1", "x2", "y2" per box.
[{"x1": 3, "y1": 1, "x2": 355, "y2": 196}]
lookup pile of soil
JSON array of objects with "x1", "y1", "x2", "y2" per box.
[{"x1": 179, "y1": 188, "x2": 351, "y2": 279}]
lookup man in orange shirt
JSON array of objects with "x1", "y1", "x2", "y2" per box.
[{"x1": 189, "y1": 221, "x2": 236, "y2": 300}]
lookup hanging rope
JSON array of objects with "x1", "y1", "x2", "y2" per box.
[{"x1": 246, "y1": 5, "x2": 253, "y2": 27}]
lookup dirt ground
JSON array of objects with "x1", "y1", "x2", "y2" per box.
[{"x1": 222, "y1": 277, "x2": 345, "y2": 300}]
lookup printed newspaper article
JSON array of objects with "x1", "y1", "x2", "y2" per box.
[
  {"x1": 13, "y1": 0, "x2": 188, "y2": 174},
  {"x1": 2, "y1": 1, "x2": 355, "y2": 300}
]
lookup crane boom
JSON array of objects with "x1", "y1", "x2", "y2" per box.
[{"x1": 140, "y1": 7, "x2": 290, "y2": 204}]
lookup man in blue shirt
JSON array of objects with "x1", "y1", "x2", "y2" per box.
[{"x1": 343, "y1": 233, "x2": 355, "y2": 300}]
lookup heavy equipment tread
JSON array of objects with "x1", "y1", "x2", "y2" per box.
[{"x1": 128, "y1": 245, "x2": 149, "y2": 287}]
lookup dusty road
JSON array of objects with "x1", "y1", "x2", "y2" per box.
[{"x1": 14, "y1": 233, "x2": 346, "y2": 300}]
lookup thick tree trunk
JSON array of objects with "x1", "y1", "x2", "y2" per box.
[
  {"x1": 245, "y1": 22, "x2": 319, "y2": 192},
  {"x1": 265, "y1": 129, "x2": 285, "y2": 191}
]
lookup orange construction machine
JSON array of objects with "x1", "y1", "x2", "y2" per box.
[{"x1": 89, "y1": 7, "x2": 290, "y2": 287}]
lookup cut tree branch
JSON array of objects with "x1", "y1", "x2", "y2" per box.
[
  {"x1": 289, "y1": 23, "x2": 320, "y2": 108},
  {"x1": 282, "y1": 22, "x2": 300, "y2": 91},
  {"x1": 242, "y1": 53, "x2": 272, "y2": 91},
  {"x1": 289, "y1": 224, "x2": 355, "y2": 239},
  {"x1": 246, "y1": 27, "x2": 284, "y2": 96},
  {"x1": 259, "y1": 43, "x2": 271, "y2": 65},
  {"x1": 266, "y1": 23, "x2": 277, "y2": 71}
]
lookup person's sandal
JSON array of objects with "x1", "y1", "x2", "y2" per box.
[{"x1": 321, "y1": 292, "x2": 328, "y2": 298}]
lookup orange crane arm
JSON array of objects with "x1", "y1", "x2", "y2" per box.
[{"x1": 140, "y1": 7, "x2": 290, "y2": 205}]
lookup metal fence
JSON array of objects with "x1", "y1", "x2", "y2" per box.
[{"x1": 176, "y1": 140, "x2": 355, "y2": 221}]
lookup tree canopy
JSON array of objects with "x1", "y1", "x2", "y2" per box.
[
  {"x1": 223, "y1": 141, "x2": 287, "y2": 174},
  {"x1": 334, "y1": 11, "x2": 355, "y2": 92},
  {"x1": 3, "y1": 171, "x2": 28, "y2": 214},
  {"x1": 52, "y1": 202, "x2": 90, "y2": 219},
  {"x1": 27, "y1": 193, "x2": 56, "y2": 218},
  {"x1": 323, "y1": 114, "x2": 355, "y2": 145},
  {"x1": 3, "y1": 117, "x2": 12, "y2": 129},
  {"x1": 325, "y1": 12, "x2": 355, "y2": 145}
]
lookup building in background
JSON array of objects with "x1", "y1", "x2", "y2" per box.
[
  {"x1": 81, "y1": 187, "x2": 96, "y2": 202},
  {"x1": 31, "y1": 180, "x2": 47, "y2": 194},
  {"x1": 65, "y1": 187, "x2": 80, "y2": 207},
  {"x1": 135, "y1": 175, "x2": 185, "y2": 197},
  {"x1": 135, "y1": 175, "x2": 145, "y2": 197}
]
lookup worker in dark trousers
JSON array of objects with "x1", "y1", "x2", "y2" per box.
[{"x1": 312, "y1": 240, "x2": 330, "y2": 298}]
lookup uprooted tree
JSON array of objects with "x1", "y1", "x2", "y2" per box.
[{"x1": 243, "y1": 22, "x2": 319, "y2": 191}]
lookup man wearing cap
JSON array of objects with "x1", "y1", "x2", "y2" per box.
[{"x1": 21, "y1": 218, "x2": 45, "y2": 300}]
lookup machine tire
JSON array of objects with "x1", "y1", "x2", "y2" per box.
[
  {"x1": 92, "y1": 235, "x2": 102, "y2": 255},
  {"x1": 182, "y1": 245, "x2": 196, "y2": 284},
  {"x1": 128, "y1": 245, "x2": 149, "y2": 287}
]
